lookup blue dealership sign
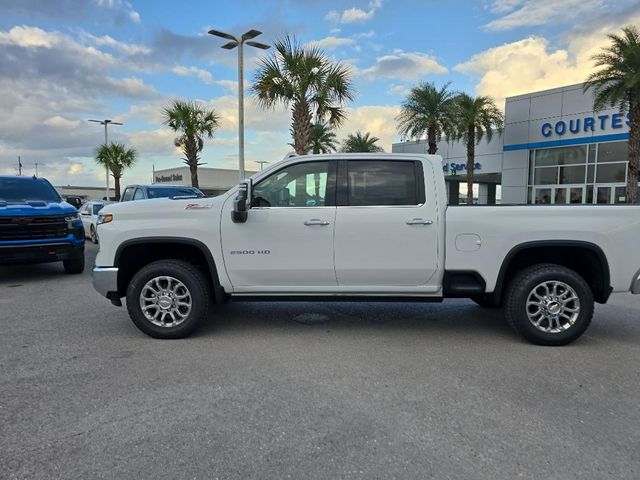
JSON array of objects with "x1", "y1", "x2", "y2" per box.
[{"x1": 541, "y1": 112, "x2": 630, "y2": 138}]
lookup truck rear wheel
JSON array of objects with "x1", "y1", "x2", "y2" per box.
[
  {"x1": 126, "y1": 260, "x2": 210, "y2": 339},
  {"x1": 505, "y1": 264, "x2": 594, "y2": 346},
  {"x1": 63, "y1": 249, "x2": 85, "y2": 274}
]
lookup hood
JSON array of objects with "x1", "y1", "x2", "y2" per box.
[
  {"x1": 0, "y1": 201, "x2": 77, "y2": 217},
  {"x1": 101, "y1": 195, "x2": 227, "y2": 218}
]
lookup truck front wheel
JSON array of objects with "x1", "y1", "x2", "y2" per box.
[
  {"x1": 504, "y1": 264, "x2": 594, "y2": 346},
  {"x1": 63, "y1": 249, "x2": 85, "y2": 274},
  {"x1": 126, "y1": 260, "x2": 210, "y2": 339}
]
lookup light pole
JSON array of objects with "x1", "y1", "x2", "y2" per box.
[
  {"x1": 208, "y1": 28, "x2": 270, "y2": 180},
  {"x1": 89, "y1": 119, "x2": 123, "y2": 200}
]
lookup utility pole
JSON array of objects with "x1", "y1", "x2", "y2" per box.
[
  {"x1": 89, "y1": 119, "x2": 123, "y2": 200},
  {"x1": 34, "y1": 163, "x2": 39, "y2": 177},
  {"x1": 18, "y1": 156, "x2": 22, "y2": 176}
]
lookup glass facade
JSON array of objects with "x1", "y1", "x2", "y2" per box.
[{"x1": 527, "y1": 140, "x2": 637, "y2": 204}]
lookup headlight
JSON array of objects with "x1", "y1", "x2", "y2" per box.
[
  {"x1": 97, "y1": 214, "x2": 113, "y2": 225},
  {"x1": 65, "y1": 213, "x2": 79, "y2": 221}
]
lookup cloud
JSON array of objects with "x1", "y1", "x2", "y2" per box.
[
  {"x1": 483, "y1": 0, "x2": 634, "y2": 31},
  {"x1": 172, "y1": 65, "x2": 214, "y2": 84},
  {"x1": 43, "y1": 116, "x2": 81, "y2": 129},
  {"x1": 455, "y1": 7, "x2": 640, "y2": 106},
  {"x1": 309, "y1": 36, "x2": 356, "y2": 50},
  {"x1": 69, "y1": 163, "x2": 83, "y2": 175},
  {"x1": 325, "y1": 0, "x2": 383, "y2": 24},
  {"x1": 79, "y1": 31, "x2": 150, "y2": 55},
  {"x1": 360, "y1": 50, "x2": 448, "y2": 81},
  {"x1": 387, "y1": 84, "x2": 410, "y2": 96},
  {"x1": 338, "y1": 105, "x2": 400, "y2": 151},
  {"x1": 0, "y1": 0, "x2": 141, "y2": 24}
]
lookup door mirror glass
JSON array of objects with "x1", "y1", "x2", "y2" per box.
[{"x1": 232, "y1": 179, "x2": 252, "y2": 223}]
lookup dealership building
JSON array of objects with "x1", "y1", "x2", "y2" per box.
[
  {"x1": 152, "y1": 166, "x2": 257, "y2": 196},
  {"x1": 393, "y1": 82, "x2": 633, "y2": 205}
]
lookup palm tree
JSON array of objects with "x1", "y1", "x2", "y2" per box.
[
  {"x1": 584, "y1": 26, "x2": 640, "y2": 203},
  {"x1": 396, "y1": 81, "x2": 457, "y2": 154},
  {"x1": 452, "y1": 94, "x2": 504, "y2": 205},
  {"x1": 308, "y1": 122, "x2": 338, "y2": 154},
  {"x1": 341, "y1": 131, "x2": 384, "y2": 153},
  {"x1": 252, "y1": 35, "x2": 355, "y2": 155},
  {"x1": 95, "y1": 142, "x2": 137, "y2": 200},
  {"x1": 162, "y1": 99, "x2": 220, "y2": 188}
]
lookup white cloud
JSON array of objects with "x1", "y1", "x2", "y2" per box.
[
  {"x1": 95, "y1": 0, "x2": 141, "y2": 23},
  {"x1": 485, "y1": 0, "x2": 611, "y2": 31},
  {"x1": 338, "y1": 105, "x2": 400, "y2": 151},
  {"x1": 387, "y1": 84, "x2": 410, "y2": 96},
  {"x1": 325, "y1": 0, "x2": 383, "y2": 24},
  {"x1": 43, "y1": 116, "x2": 81, "y2": 129},
  {"x1": 455, "y1": 8, "x2": 640, "y2": 106},
  {"x1": 80, "y1": 31, "x2": 150, "y2": 55},
  {"x1": 69, "y1": 163, "x2": 83, "y2": 175},
  {"x1": 360, "y1": 50, "x2": 448, "y2": 81},
  {"x1": 172, "y1": 65, "x2": 213, "y2": 84},
  {"x1": 309, "y1": 36, "x2": 356, "y2": 50},
  {"x1": 354, "y1": 30, "x2": 375, "y2": 38}
]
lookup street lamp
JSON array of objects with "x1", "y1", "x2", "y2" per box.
[
  {"x1": 208, "y1": 28, "x2": 270, "y2": 180},
  {"x1": 255, "y1": 160, "x2": 269, "y2": 171},
  {"x1": 89, "y1": 119, "x2": 123, "y2": 200}
]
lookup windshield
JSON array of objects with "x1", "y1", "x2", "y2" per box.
[
  {"x1": 0, "y1": 178, "x2": 61, "y2": 203},
  {"x1": 147, "y1": 187, "x2": 203, "y2": 199}
]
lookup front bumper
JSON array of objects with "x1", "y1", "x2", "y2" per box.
[
  {"x1": 0, "y1": 242, "x2": 82, "y2": 265},
  {"x1": 92, "y1": 266, "x2": 120, "y2": 304}
]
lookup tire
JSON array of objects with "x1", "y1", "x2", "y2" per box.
[
  {"x1": 504, "y1": 263, "x2": 594, "y2": 346},
  {"x1": 63, "y1": 249, "x2": 85, "y2": 274},
  {"x1": 470, "y1": 293, "x2": 501, "y2": 308},
  {"x1": 90, "y1": 226, "x2": 98, "y2": 244},
  {"x1": 126, "y1": 260, "x2": 210, "y2": 339}
]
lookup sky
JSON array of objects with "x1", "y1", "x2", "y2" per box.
[{"x1": 1, "y1": 0, "x2": 639, "y2": 187}]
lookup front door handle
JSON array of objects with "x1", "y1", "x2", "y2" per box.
[
  {"x1": 406, "y1": 218, "x2": 433, "y2": 225},
  {"x1": 304, "y1": 219, "x2": 330, "y2": 226}
]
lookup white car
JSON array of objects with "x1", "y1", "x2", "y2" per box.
[
  {"x1": 92, "y1": 153, "x2": 640, "y2": 345},
  {"x1": 79, "y1": 201, "x2": 112, "y2": 243}
]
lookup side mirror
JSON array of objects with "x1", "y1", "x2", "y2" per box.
[{"x1": 231, "y1": 179, "x2": 251, "y2": 223}]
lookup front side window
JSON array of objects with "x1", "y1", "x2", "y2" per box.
[
  {"x1": 121, "y1": 188, "x2": 134, "y2": 202},
  {"x1": 252, "y1": 161, "x2": 329, "y2": 207},
  {"x1": 347, "y1": 160, "x2": 419, "y2": 206}
]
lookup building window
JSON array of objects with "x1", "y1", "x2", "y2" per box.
[{"x1": 528, "y1": 140, "x2": 632, "y2": 204}]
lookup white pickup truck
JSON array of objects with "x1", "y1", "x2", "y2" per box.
[{"x1": 92, "y1": 153, "x2": 640, "y2": 345}]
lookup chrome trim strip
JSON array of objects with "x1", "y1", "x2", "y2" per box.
[{"x1": 92, "y1": 266, "x2": 119, "y2": 298}]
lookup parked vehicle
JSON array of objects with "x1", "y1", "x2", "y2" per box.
[
  {"x1": 0, "y1": 176, "x2": 85, "y2": 273},
  {"x1": 120, "y1": 184, "x2": 203, "y2": 202},
  {"x1": 92, "y1": 154, "x2": 640, "y2": 345},
  {"x1": 79, "y1": 201, "x2": 113, "y2": 243}
]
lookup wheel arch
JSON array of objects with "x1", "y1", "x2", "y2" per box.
[
  {"x1": 494, "y1": 240, "x2": 611, "y2": 304},
  {"x1": 114, "y1": 237, "x2": 226, "y2": 303}
]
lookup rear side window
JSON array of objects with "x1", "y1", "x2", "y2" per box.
[
  {"x1": 147, "y1": 187, "x2": 203, "y2": 199},
  {"x1": 347, "y1": 160, "x2": 421, "y2": 206},
  {"x1": 133, "y1": 188, "x2": 145, "y2": 200}
]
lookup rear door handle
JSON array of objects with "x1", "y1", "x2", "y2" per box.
[
  {"x1": 406, "y1": 218, "x2": 433, "y2": 225},
  {"x1": 304, "y1": 219, "x2": 330, "y2": 226}
]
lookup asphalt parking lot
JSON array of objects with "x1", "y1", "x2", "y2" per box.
[{"x1": 1, "y1": 243, "x2": 639, "y2": 479}]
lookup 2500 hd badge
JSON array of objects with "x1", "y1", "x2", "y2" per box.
[{"x1": 230, "y1": 250, "x2": 271, "y2": 255}]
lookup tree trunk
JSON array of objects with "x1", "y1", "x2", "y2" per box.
[
  {"x1": 183, "y1": 136, "x2": 200, "y2": 188},
  {"x1": 291, "y1": 99, "x2": 312, "y2": 155},
  {"x1": 113, "y1": 175, "x2": 121, "y2": 201},
  {"x1": 427, "y1": 125, "x2": 437, "y2": 154},
  {"x1": 466, "y1": 126, "x2": 475, "y2": 205},
  {"x1": 627, "y1": 97, "x2": 640, "y2": 203}
]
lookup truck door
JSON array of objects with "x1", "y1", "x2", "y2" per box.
[
  {"x1": 221, "y1": 160, "x2": 337, "y2": 291},
  {"x1": 333, "y1": 159, "x2": 440, "y2": 289}
]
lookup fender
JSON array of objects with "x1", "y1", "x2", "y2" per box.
[
  {"x1": 493, "y1": 240, "x2": 611, "y2": 303},
  {"x1": 114, "y1": 236, "x2": 226, "y2": 303}
]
